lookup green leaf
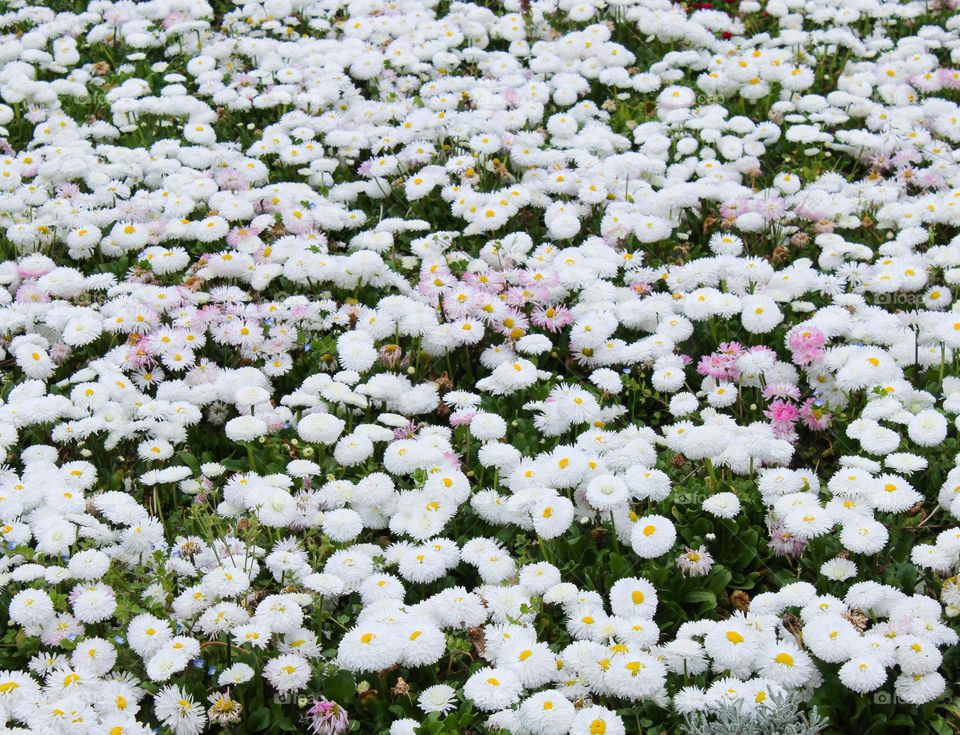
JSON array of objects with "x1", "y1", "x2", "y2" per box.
[
  {"x1": 707, "y1": 565, "x2": 733, "y2": 594},
  {"x1": 247, "y1": 705, "x2": 271, "y2": 731},
  {"x1": 176, "y1": 451, "x2": 200, "y2": 474},
  {"x1": 683, "y1": 589, "x2": 717, "y2": 608},
  {"x1": 323, "y1": 669, "x2": 356, "y2": 704}
]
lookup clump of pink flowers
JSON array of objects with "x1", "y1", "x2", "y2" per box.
[
  {"x1": 787, "y1": 326, "x2": 826, "y2": 367},
  {"x1": 764, "y1": 398, "x2": 800, "y2": 439},
  {"x1": 697, "y1": 341, "x2": 742, "y2": 381},
  {"x1": 799, "y1": 397, "x2": 832, "y2": 431},
  {"x1": 305, "y1": 698, "x2": 349, "y2": 735},
  {"x1": 769, "y1": 522, "x2": 808, "y2": 557}
]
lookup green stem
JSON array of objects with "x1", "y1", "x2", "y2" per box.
[
  {"x1": 609, "y1": 511, "x2": 621, "y2": 557},
  {"x1": 538, "y1": 538, "x2": 553, "y2": 566},
  {"x1": 704, "y1": 458, "x2": 717, "y2": 490}
]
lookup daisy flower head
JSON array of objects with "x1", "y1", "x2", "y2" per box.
[{"x1": 630, "y1": 515, "x2": 677, "y2": 559}]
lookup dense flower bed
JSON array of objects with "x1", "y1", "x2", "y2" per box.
[{"x1": 1, "y1": 0, "x2": 960, "y2": 733}]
